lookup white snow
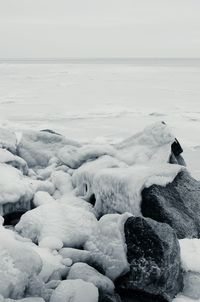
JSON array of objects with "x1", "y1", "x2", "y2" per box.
[
  {"x1": 84, "y1": 213, "x2": 131, "y2": 280},
  {"x1": 68, "y1": 262, "x2": 114, "y2": 294},
  {"x1": 49, "y1": 279, "x2": 99, "y2": 302},
  {"x1": 15, "y1": 203, "x2": 98, "y2": 248},
  {"x1": 179, "y1": 239, "x2": 200, "y2": 273},
  {"x1": 178, "y1": 239, "x2": 200, "y2": 300}
]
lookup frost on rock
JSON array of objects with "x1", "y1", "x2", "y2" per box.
[
  {"x1": 0, "y1": 148, "x2": 28, "y2": 175},
  {"x1": 84, "y1": 213, "x2": 131, "y2": 281},
  {"x1": 0, "y1": 128, "x2": 17, "y2": 154},
  {"x1": 49, "y1": 279, "x2": 99, "y2": 302},
  {"x1": 115, "y1": 121, "x2": 175, "y2": 165},
  {"x1": 72, "y1": 155, "x2": 127, "y2": 202},
  {"x1": 58, "y1": 144, "x2": 116, "y2": 169},
  {"x1": 17, "y1": 130, "x2": 80, "y2": 168},
  {"x1": 15, "y1": 203, "x2": 98, "y2": 248},
  {"x1": 93, "y1": 163, "x2": 183, "y2": 217},
  {"x1": 0, "y1": 225, "x2": 42, "y2": 299},
  {"x1": 68, "y1": 262, "x2": 114, "y2": 295}
]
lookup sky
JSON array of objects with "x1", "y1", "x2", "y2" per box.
[{"x1": 0, "y1": 0, "x2": 200, "y2": 58}]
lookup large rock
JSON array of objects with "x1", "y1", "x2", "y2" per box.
[
  {"x1": 116, "y1": 217, "x2": 183, "y2": 302},
  {"x1": 17, "y1": 130, "x2": 80, "y2": 168},
  {"x1": 68, "y1": 262, "x2": 114, "y2": 295},
  {"x1": 141, "y1": 170, "x2": 200, "y2": 239}
]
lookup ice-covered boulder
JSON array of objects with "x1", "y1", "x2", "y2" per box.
[
  {"x1": 28, "y1": 243, "x2": 71, "y2": 282},
  {"x1": 116, "y1": 216, "x2": 183, "y2": 302},
  {"x1": 17, "y1": 130, "x2": 80, "y2": 168},
  {"x1": 142, "y1": 170, "x2": 200, "y2": 238},
  {"x1": 0, "y1": 148, "x2": 28, "y2": 175},
  {"x1": 58, "y1": 144, "x2": 116, "y2": 169},
  {"x1": 0, "y1": 128, "x2": 17, "y2": 154},
  {"x1": 92, "y1": 163, "x2": 183, "y2": 217},
  {"x1": 0, "y1": 225, "x2": 44, "y2": 299},
  {"x1": 114, "y1": 122, "x2": 175, "y2": 166},
  {"x1": 15, "y1": 203, "x2": 98, "y2": 248},
  {"x1": 84, "y1": 213, "x2": 131, "y2": 281},
  {"x1": 49, "y1": 279, "x2": 99, "y2": 302},
  {"x1": 68, "y1": 262, "x2": 115, "y2": 295},
  {"x1": 0, "y1": 164, "x2": 34, "y2": 218},
  {"x1": 72, "y1": 155, "x2": 127, "y2": 203},
  {"x1": 59, "y1": 248, "x2": 92, "y2": 264}
]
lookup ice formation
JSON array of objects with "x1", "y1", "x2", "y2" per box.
[
  {"x1": 93, "y1": 163, "x2": 183, "y2": 216},
  {"x1": 15, "y1": 203, "x2": 98, "y2": 248},
  {"x1": 49, "y1": 279, "x2": 99, "y2": 302},
  {"x1": 115, "y1": 121, "x2": 175, "y2": 165},
  {"x1": 0, "y1": 224, "x2": 42, "y2": 299},
  {"x1": 68, "y1": 262, "x2": 115, "y2": 294},
  {"x1": 0, "y1": 164, "x2": 33, "y2": 206},
  {"x1": 58, "y1": 144, "x2": 116, "y2": 169},
  {"x1": 0, "y1": 148, "x2": 28, "y2": 175},
  {"x1": 84, "y1": 213, "x2": 131, "y2": 280},
  {"x1": 17, "y1": 130, "x2": 80, "y2": 168}
]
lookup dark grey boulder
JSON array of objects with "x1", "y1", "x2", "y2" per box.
[
  {"x1": 141, "y1": 170, "x2": 200, "y2": 239},
  {"x1": 116, "y1": 216, "x2": 183, "y2": 302}
]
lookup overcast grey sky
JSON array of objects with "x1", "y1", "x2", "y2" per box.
[{"x1": 0, "y1": 0, "x2": 200, "y2": 58}]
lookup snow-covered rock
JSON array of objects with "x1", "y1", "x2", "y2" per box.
[
  {"x1": 93, "y1": 163, "x2": 183, "y2": 217},
  {"x1": 68, "y1": 262, "x2": 114, "y2": 294},
  {"x1": 72, "y1": 155, "x2": 127, "y2": 202},
  {"x1": 16, "y1": 203, "x2": 97, "y2": 248},
  {"x1": 33, "y1": 191, "x2": 55, "y2": 207},
  {"x1": 58, "y1": 144, "x2": 116, "y2": 169},
  {"x1": 0, "y1": 164, "x2": 34, "y2": 217},
  {"x1": 84, "y1": 213, "x2": 131, "y2": 280},
  {"x1": 114, "y1": 121, "x2": 175, "y2": 165},
  {"x1": 17, "y1": 130, "x2": 80, "y2": 168},
  {"x1": 0, "y1": 225, "x2": 43, "y2": 299},
  {"x1": 0, "y1": 148, "x2": 28, "y2": 175},
  {"x1": 49, "y1": 279, "x2": 99, "y2": 302},
  {"x1": 59, "y1": 248, "x2": 91, "y2": 264}
]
